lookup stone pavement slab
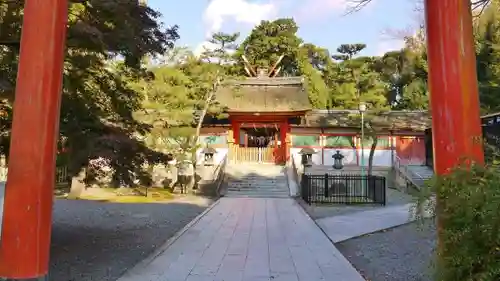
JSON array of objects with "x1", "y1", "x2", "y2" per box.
[
  {"x1": 118, "y1": 197, "x2": 364, "y2": 281},
  {"x1": 316, "y1": 202, "x2": 433, "y2": 243}
]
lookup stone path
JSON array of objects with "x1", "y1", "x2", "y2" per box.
[
  {"x1": 118, "y1": 197, "x2": 365, "y2": 281},
  {"x1": 316, "y1": 202, "x2": 433, "y2": 243}
]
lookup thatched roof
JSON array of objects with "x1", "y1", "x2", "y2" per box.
[
  {"x1": 216, "y1": 77, "x2": 311, "y2": 112},
  {"x1": 296, "y1": 110, "x2": 431, "y2": 131}
]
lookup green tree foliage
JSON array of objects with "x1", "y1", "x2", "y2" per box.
[
  {"x1": 417, "y1": 163, "x2": 500, "y2": 281},
  {"x1": 296, "y1": 46, "x2": 330, "y2": 108},
  {"x1": 476, "y1": 0, "x2": 500, "y2": 113},
  {"x1": 235, "y1": 18, "x2": 332, "y2": 108},
  {"x1": 0, "y1": 0, "x2": 178, "y2": 185},
  {"x1": 331, "y1": 44, "x2": 388, "y2": 109},
  {"x1": 135, "y1": 33, "x2": 240, "y2": 166},
  {"x1": 235, "y1": 18, "x2": 302, "y2": 75},
  {"x1": 375, "y1": 49, "x2": 429, "y2": 110}
]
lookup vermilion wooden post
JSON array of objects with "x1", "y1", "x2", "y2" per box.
[
  {"x1": 424, "y1": 0, "x2": 484, "y2": 267},
  {"x1": 231, "y1": 120, "x2": 241, "y2": 145},
  {"x1": 280, "y1": 120, "x2": 288, "y2": 163},
  {"x1": 0, "y1": 0, "x2": 68, "y2": 279},
  {"x1": 425, "y1": 0, "x2": 484, "y2": 173}
]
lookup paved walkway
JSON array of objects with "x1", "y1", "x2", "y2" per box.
[
  {"x1": 316, "y1": 202, "x2": 434, "y2": 243},
  {"x1": 118, "y1": 198, "x2": 364, "y2": 281}
]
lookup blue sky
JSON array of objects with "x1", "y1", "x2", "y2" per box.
[{"x1": 148, "y1": 0, "x2": 418, "y2": 56}]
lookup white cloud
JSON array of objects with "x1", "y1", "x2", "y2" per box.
[
  {"x1": 194, "y1": 0, "x2": 277, "y2": 57},
  {"x1": 203, "y1": 0, "x2": 277, "y2": 37},
  {"x1": 194, "y1": 41, "x2": 218, "y2": 57},
  {"x1": 375, "y1": 39, "x2": 405, "y2": 56}
]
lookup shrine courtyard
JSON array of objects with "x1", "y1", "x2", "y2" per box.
[{"x1": 39, "y1": 182, "x2": 434, "y2": 281}]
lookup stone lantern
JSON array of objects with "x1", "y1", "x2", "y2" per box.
[
  {"x1": 202, "y1": 147, "x2": 217, "y2": 166},
  {"x1": 332, "y1": 150, "x2": 345, "y2": 170},
  {"x1": 299, "y1": 148, "x2": 316, "y2": 167}
]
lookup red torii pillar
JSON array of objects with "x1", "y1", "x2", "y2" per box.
[
  {"x1": 0, "y1": 0, "x2": 68, "y2": 280},
  {"x1": 425, "y1": 0, "x2": 484, "y2": 262},
  {"x1": 425, "y1": 0, "x2": 484, "y2": 172}
]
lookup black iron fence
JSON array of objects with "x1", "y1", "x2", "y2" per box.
[{"x1": 301, "y1": 174, "x2": 386, "y2": 205}]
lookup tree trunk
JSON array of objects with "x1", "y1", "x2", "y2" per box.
[
  {"x1": 368, "y1": 136, "x2": 378, "y2": 175},
  {"x1": 191, "y1": 77, "x2": 220, "y2": 173},
  {"x1": 68, "y1": 167, "x2": 86, "y2": 199},
  {"x1": 195, "y1": 79, "x2": 219, "y2": 140},
  {"x1": 180, "y1": 75, "x2": 222, "y2": 194}
]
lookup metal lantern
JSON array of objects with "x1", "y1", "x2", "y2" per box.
[
  {"x1": 332, "y1": 150, "x2": 345, "y2": 170},
  {"x1": 202, "y1": 147, "x2": 217, "y2": 166},
  {"x1": 299, "y1": 147, "x2": 316, "y2": 167}
]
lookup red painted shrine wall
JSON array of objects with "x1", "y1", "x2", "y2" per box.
[{"x1": 396, "y1": 136, "x2": 426, "y2": 165}]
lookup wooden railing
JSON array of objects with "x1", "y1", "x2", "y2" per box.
[{"x1": 228, "y1": 145, "x2": 274, "y2": 163}]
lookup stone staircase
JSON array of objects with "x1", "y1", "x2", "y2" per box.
[
  {"x1": 223, "y1": 164, "x2": 290, "y2": 198},
  {"x1": 406, "y1": 165, "x2": 434, "y2": 188}
]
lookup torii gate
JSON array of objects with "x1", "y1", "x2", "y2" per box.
[{"x1": 0, "y1": 0, "x2": 485, "y2": 279}]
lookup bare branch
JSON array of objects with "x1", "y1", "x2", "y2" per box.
[
  {"x1": 346, "y1": 0, "x2": 491, "y2": 16},
  {"x1": 343, "y1": 0, "x2": 372, "y2": 15}
]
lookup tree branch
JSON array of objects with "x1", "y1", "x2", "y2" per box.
[{"x1": 346, "y1": 0, "x2": 491, "y2": 15}]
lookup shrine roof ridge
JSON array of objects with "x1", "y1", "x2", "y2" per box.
[
  {"x1": 228, "y1": 76, "x2": 304, "y2": 86},
  {"x1": 311, "y1": 109, "x2": 428, "y2": 114}
]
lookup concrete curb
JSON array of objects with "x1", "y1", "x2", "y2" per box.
[{"x1": 117, "y1": 198, "x2": 221, "y2": 279}]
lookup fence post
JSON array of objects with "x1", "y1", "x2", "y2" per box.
[
  {"x1": 382, "y1": 176, "x2": 387, "y2": 205},
  {"x1": 324, "y1": 173, "x2": 329, "y2": 197},
  {"x1": 366, "y1": 176, "x2": 372, "y2": 201},
  {"x1": 301, "y1": 174, "x2": 307, "y2": 203}
]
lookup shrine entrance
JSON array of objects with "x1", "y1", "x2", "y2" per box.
[
  {"x1": 244, "y1": 127, "x2": 279, "y2": 148},
  {"x1": 228, "y1": 115, "x2": 294, "y2": 165},
  {"x1": 229, "y1": 123, "x2": 283, "y2": 164}
]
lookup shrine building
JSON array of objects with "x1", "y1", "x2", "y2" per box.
[{"x1": 198, "y1": 66, "x2": 431, "y2": 167}]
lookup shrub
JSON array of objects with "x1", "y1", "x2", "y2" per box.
[{"x1": 417, "y1": 162, "x2": 500, "y2": 281}]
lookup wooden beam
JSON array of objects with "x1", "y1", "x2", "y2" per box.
[
  {"x1": 241, "y1": 55, "x2": 256, "y2": 77},
  {"x1": 268, "y1": 54, "x2": 284, "y2": 77}
]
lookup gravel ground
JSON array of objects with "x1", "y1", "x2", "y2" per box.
[
  {"x1": 336, "y1": 219, "x2": 436, "y2": 281},
  {"x1": 49, "y1": 198, "x2": 212, "y2": 281}
]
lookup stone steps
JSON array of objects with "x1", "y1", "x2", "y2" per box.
[
  {"x1": 407, "y1": 165, "x2": 434, "y2": 188},
  {"x1": 224, "y1": 164, "x2": 289, "y2": 198},
  {"x1": 224, "y1": 193, "x2": 290, "y2": 198},
  {"x1": 228, "y1": 187, "x2": 288, "y2": 192}
]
